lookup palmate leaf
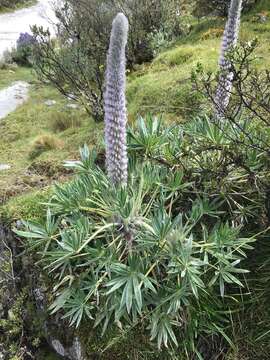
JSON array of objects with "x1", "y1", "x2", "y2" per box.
[
  {"x1": 106, "y1": 257, "x2": 156, "y2": 316},
  {"x1": 49, "y1": 287, "x2": 94, "y2": 328},
  {"x1": 185, "y1": 116, "x2": 231, "y2": 146},
  {"x1": 62, "y1": 289, "x2": 94, "y2": 328},
  {"x1": 149, "y1": 311, "x2": 179, "y2": 349},
  {"x1": 64, "y1": 144, "x2": 97, "y2": 173},
  {"x1": 209, "y1": 256, "x2": 249, "y2": 297},
  {"x1": 106, "y1": 274, "x2": 143, "y2": 315},
  {"x1": 128, "y1": 115, "x2": 169, "y2": 156},
  {"x1": 93, "y1": 296, "x2": 119, "y2": 335},
  {"x1": 14, "y1": 209, "x2": 59, "y2": 252},
  {"x1": 50, "y1": 177, "x2": 93, "y2": 214},
  {"x1": 49, "y1": 288, "x2": 72, "y2": 314}
]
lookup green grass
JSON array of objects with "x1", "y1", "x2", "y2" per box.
[
  {"x1": 0, "y1": 66, "x2": 33, "y2": 89},
  {"x1": 127, "y1": 0, "x2": 270, "y2": 122},
  {"x1": 0, "y1": 68, "x2": 103, "y2": 204}
]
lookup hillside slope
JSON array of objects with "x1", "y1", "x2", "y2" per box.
[
  {"x1": 127, "y1": 0, "x2": 270, "y2": 122},
  {"x1": 0, "y1": 0, "x2": 269, "y2": 210}
]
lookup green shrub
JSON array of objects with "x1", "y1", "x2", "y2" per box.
[
  {"x1": 17, "y1": 115, "x2": 267, "y2": 356},
  {"x1": 193, "y1": 0, "x2": 259, "y2": 17},
  {"x1": 11, "y1": 32, "x2": 36, "y2": 66}
]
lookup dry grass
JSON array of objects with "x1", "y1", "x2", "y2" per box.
[
  {"x1": 50, "y1": 111, "x2": 82, "y2": 132},
  {"x1": 29, "y1": 134, "x2": 64, "y2": 159}
]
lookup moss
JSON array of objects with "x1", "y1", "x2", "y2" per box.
[
  {"x1": 78, "y1": 324, "x2": 182, "y2": 360},
  {"x1": 0, "y1": 286, "x2": 48, "y2": 358},
  {"x1": 0, "y1": 187, "x2": 52, "y2": 222}
]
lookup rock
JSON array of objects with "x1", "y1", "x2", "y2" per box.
[
  {"x1": 259, "y1": 14, "x2": 267, "y2": 23},
  {"x1": 44, "y1": 100, "x2": 57, "y2": 106},
  {"x1": 0, "y1": 303, "x2": 4, "y2": 318},
  {"x1": 8, "y1": 309, "x2": 16, "y2": 321},
  {"x1": 252, "y1": 12, "x2": 268, "y2": 23},
  {"x1": 66, "y1": 103, "x2": 79, "y2": 109},
  {"x1": 51, "y1": 340, "x2": 66, "y2": 357},
  {"x1": 15, "y1": 220, "x2": 23, "y2": 229},
  {"x1": 67, "y1": 93, "x2": 76, "y2": 101},
  {"x1": 69, "y1": 337, "x2": 84, "y2": 360},
  {"x1": 0, "y1": 164, "x2": 11, "y2": 171},
  {"x1": 33, "y1": 287, "x2": 86, "y2": 360}
]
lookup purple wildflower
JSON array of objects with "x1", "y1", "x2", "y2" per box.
[{"x1": 17, "y1": 32, "x2": 35, "y2": 48}]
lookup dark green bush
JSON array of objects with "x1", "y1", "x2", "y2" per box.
[{"x1": 193, "y1": 0, "x2": 259, "y2": 17}]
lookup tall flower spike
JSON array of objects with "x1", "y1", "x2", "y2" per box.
[
  {"x1": 104, "y1": 13, "x2": 129, "y2": 186},
  {"x1": 215, "y1": 0, "x2": 242, "y2": 119}
]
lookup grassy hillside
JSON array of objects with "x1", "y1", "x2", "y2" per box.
[
  {"x1": 127, "y1": 0, "x2": 270, "y2": 122},
  {"x1": 1, "y1": 0, "x2": 269, "y2": 208},
  {"x1": 0, "y1": 72, "x2": 103, "y2": 204},
  {"x1": 0, "y1": 0, "x2": 269, "y2": 208}
]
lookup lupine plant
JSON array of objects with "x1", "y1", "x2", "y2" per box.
[
  {"x1": 104, "y1": 13, "x2": 129, "y2": 186},
  {"x1": 15, "y1": 114, "x2": 262, "y2": 356},
  {"x1": 14, "y1": 9, "x2": 268, "y2": 359},
  {"x1": 215, "y1": 0, "x2": 243, "y2": 118}
]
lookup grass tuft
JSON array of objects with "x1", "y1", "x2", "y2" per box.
[
  {"x1": 49, "y1": 112, "x2": 82, "y2": 132},
  {"x1": 28, "y1": 134, "x2": 63, "y2": 160}
]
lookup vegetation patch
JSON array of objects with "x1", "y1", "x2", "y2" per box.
[
  {"x1": 0, "y1": 0, "x2": 37, "y2": 13},
  {"x1": 29, "y1": 134, "x2": 64, "y2": 160},
  {"x1": 49, "y1": 112, "x2": 82, "y2": 133}
]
